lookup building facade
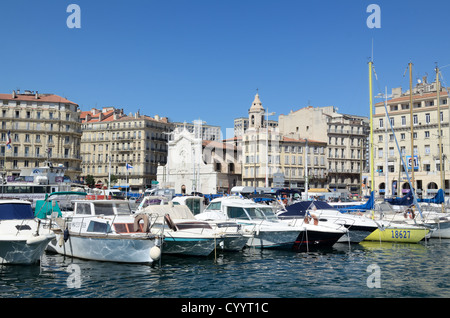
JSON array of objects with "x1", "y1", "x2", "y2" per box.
[
  {"x1": 278, "y1": 105, "x2": 369, "y2": 195},
  {"x1": 173, "y1": 120, "x2": 222, "y2": 141},
  {"x1": 156, "y1": 127, "x2": 241, "y2": 194},
  {"x1": 371, "y1": 77, "x2": 450, "y2": 197},
  {"x1": 240, "y1": 94, "x2": 328, "y2": 190},
  {"x1": 0, "y1": 90, "x2": 82, "y2": 180},
  {"x1": 81, "y1": 107, "x2": 172, "y2": 192}
]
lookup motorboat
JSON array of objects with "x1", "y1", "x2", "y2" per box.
[
  {"x1": 277, "y1": 200, "x2": 377, "y2": 244},
  {"x1": 0, "y1": 199, "x2": 55, "y2": 265},
  {"x1": 247, "y1": 194, "x2": 348, "y2": 249},
  {"x1": 138, "y1": 203, "x2": 223, "y2": 256},
  {"x1": 46, "y1": 198, "x2": 161, "y2": 264},
  {"x1": 197, "y1": 196, "x2": 310, "y2": 250},
  {"x1": 172, "y1": 195, "x2": 251, "y2": 252},
  {"x1": 133, "y1": 195, "x2": 170, "y2": 213}
]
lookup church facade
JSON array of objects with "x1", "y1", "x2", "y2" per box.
[{"x1": 156, "y1": 126, "x2": 241, "y2": 194}]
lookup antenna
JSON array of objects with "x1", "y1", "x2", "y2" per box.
[{"x1": 371, "y1": 38, "x2": 374, "y2": 62}]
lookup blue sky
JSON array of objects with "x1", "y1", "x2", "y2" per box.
[{"x1": 1, "y1": 0, "x2": 450, "y2": 138}]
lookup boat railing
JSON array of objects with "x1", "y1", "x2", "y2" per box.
[{"x1": 146, "y1": 213, "x2": 216, "y2": 236}]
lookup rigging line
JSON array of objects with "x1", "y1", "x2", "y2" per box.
[{"x1": 381, "y1": 92, "x2": 423, "y2": 219}]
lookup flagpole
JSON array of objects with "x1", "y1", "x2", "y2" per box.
[{"x1": 126, "y1": 162, "x2": 128, "y2": 199}]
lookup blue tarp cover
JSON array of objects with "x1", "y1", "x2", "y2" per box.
[
  {"x1": 278, "y1": 201, "x2": 335, "y2": 218},
  {"x1": 385, "y1": 191, "x2": 414, "y2": 206},
  {"x1": 0, "y1": 202, "x2": 34, "y2": 220},
  {"x1": 418, "y1": 189, "x2": 445, "y2": 204},
  {"x1": 335, "y1": 191, "x2": 374, "y2": 212}
]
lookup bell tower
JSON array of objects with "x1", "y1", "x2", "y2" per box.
[{"x1": 248, "y1": 92, "x2": 265, "y2": 130}]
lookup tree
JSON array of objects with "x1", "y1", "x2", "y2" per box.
[{"x1": 85, "y1": 175, "x2": 95, "y2": 188}]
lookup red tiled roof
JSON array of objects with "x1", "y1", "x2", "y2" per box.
[
  {"x1": 0, "y1": 93, "x2": 77, "y2": 105},
  {"x1": 81, "y1": 108, "x2": 170, "y2": 124},
  {"x1": 375, "y1": 90, "x2": 449, "y2": 106},
  {"x1": 80, "y1": 109, "x2": 115, "y2": 123}
]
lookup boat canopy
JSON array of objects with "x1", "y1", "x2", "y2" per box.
[
  {"x1": 142, "y1": 204, "x2": 196, "y2": 219},
  {"x1": 247, "y1": 194, "x2": 275, "y2": 202},
  {"x1": 334, "y1": 191, "x2": 374, "y2": 212},
  {"x1": 278, "y1": 201, "x2": 335, "y2": 218},
  {"x1": 0, "y1": 201, "x2": 34, "y2": 220},
  {"x1": 384, "y1": 191, "x2": 414, "y2": 206},
  {"x1": 35, "y1": 199, "x2": 62, "y2": 219},
  {"x1": 275, "y1": 188, "x2": 301, "y2": 196},
  {"x1": 35, "y1": 192, "x2": 87, "y2": 219},
  {"x1": 418, "y1": 189, "x2": 445, "y2": 204}
]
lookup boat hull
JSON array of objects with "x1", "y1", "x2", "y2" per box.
[
  {"x1": 221, "y1": 234, "x2": 250, "y2": 251},
  {"x1": 429, "y1": 221, "x2": 450, "y2": 239},
  {"x1": 161, "y1": 236, "x2": 219, "y2": 256},
  {"x1": 337, "y1": 225, "x2": 378, "y2": 244},
  {"x1": 245, "y1": 229, "x2": 301, "y2": 250},
  {"x1": 0, "y1": 234, "x2": 54, "y2": 265},
  {"x1": 364, "y1": 226, "x2": 429, "y2": 243},
  {"x1": 293, "y1": 229, "x2": 345, "y2": 251},
  {"x1": 47, "y1": 233, "x2": 158, "y2": 263}
]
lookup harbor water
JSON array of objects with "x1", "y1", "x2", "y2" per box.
[{"x1": 1, "y1": 239, "x2": 450, "y2": 300}]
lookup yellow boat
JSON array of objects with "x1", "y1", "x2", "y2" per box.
[{"x1": 364, "y1": 224, "x2": 429, "y2": 243}]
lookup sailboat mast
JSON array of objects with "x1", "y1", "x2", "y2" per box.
[
  {"x1": 436, "y1": 64, "x2": 444, "y2": 190},
  {"x1": 436, "y1": 64, "x2": 444, "y2": 213},
  {"x1": 369, "y1": 61, "x2": 374, "y2": 193},
  {"x1": 409, "y1": 62, "x2": 415, "y2": 188},
  {"x1": 384, "y1": 86, "x2": 389, "y2": 197},
  {"x1": 436, "y1": 65, "x2": 445, "y2": 189}
]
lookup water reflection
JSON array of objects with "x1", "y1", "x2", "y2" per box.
[{"x1": 1, "y1": 241, "x2": 450, "y2": 298}]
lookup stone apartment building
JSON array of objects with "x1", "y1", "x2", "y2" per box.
[
  {"x1": 371, "y1": 77, "x2": 450, "y2": 197},
  {"x1": 278, "y1": 105, "x2": 369, "y2": 195},
  {"x1": 240, "y1": 93, "x2": 328, "y2": 190},
  {"x1": 80, "y1": 107, "x2": 172, "y2": 192},
  {"x1": 0, "y1": 90, "x2": 82, "y2": 180}
]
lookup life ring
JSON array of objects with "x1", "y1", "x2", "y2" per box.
[
  {"x1": 164, "y1": 214, "x2": 177, "y2": 231},
  {"x1": 403, "y1": 210, "x2": 415, "y2": 219},
  {"x1": 134, "y1": 213, "x2": 150, "y2": 232},
  {"x1": 304, "y1": 214, "x2": 319, "y2": 225}
]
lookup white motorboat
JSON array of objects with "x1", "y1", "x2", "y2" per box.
[
  {"x1": 197, "y1": 196, "x2": 317, "y2": 250},
  {"x1": 277, "y1": 200, "x2": 378, "y2": 244},
  {"x1": 138, "y1": 203, "x2": 223, "y2": 256},
  {"x1": 172, "y1": 195, "x2": 251, "y2": 252},
  {"x1": 47, "y1": 199, "x2": 161, "y2": 264},
  {"x1": 0, "y1": 199, "x2": 55, "y2": 265}
]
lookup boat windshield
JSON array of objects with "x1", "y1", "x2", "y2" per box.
[
  {"x1": 206, "y1": 201, "x2": 221, "y2": 211},
  {"x1": 227, "y1": 206, "x2": 278, "y2": 221},
  {"x1": 246, "y1": 207, "x2": 278, "y2": 221},
  {"x1": 93, "y1": 202, "x2": 131, "y2": 215}
]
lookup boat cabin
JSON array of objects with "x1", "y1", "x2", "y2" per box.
[
  {"x1": 204, "y1": 198, "x2": 278, "y2": 221},
  {"x1": 73, "y1": 200, "x2": 132, "y2": 216}
]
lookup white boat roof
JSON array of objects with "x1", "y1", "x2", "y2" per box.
[
  {"x1": 141, "y1": 204, "x2": 195, "y2": 219},
  {"x1": 73, "y1": 199, "x2": 128, "y2": 204},
  {"x1": 208, "y1": 196, "x2": 268, "y2": 208}
]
